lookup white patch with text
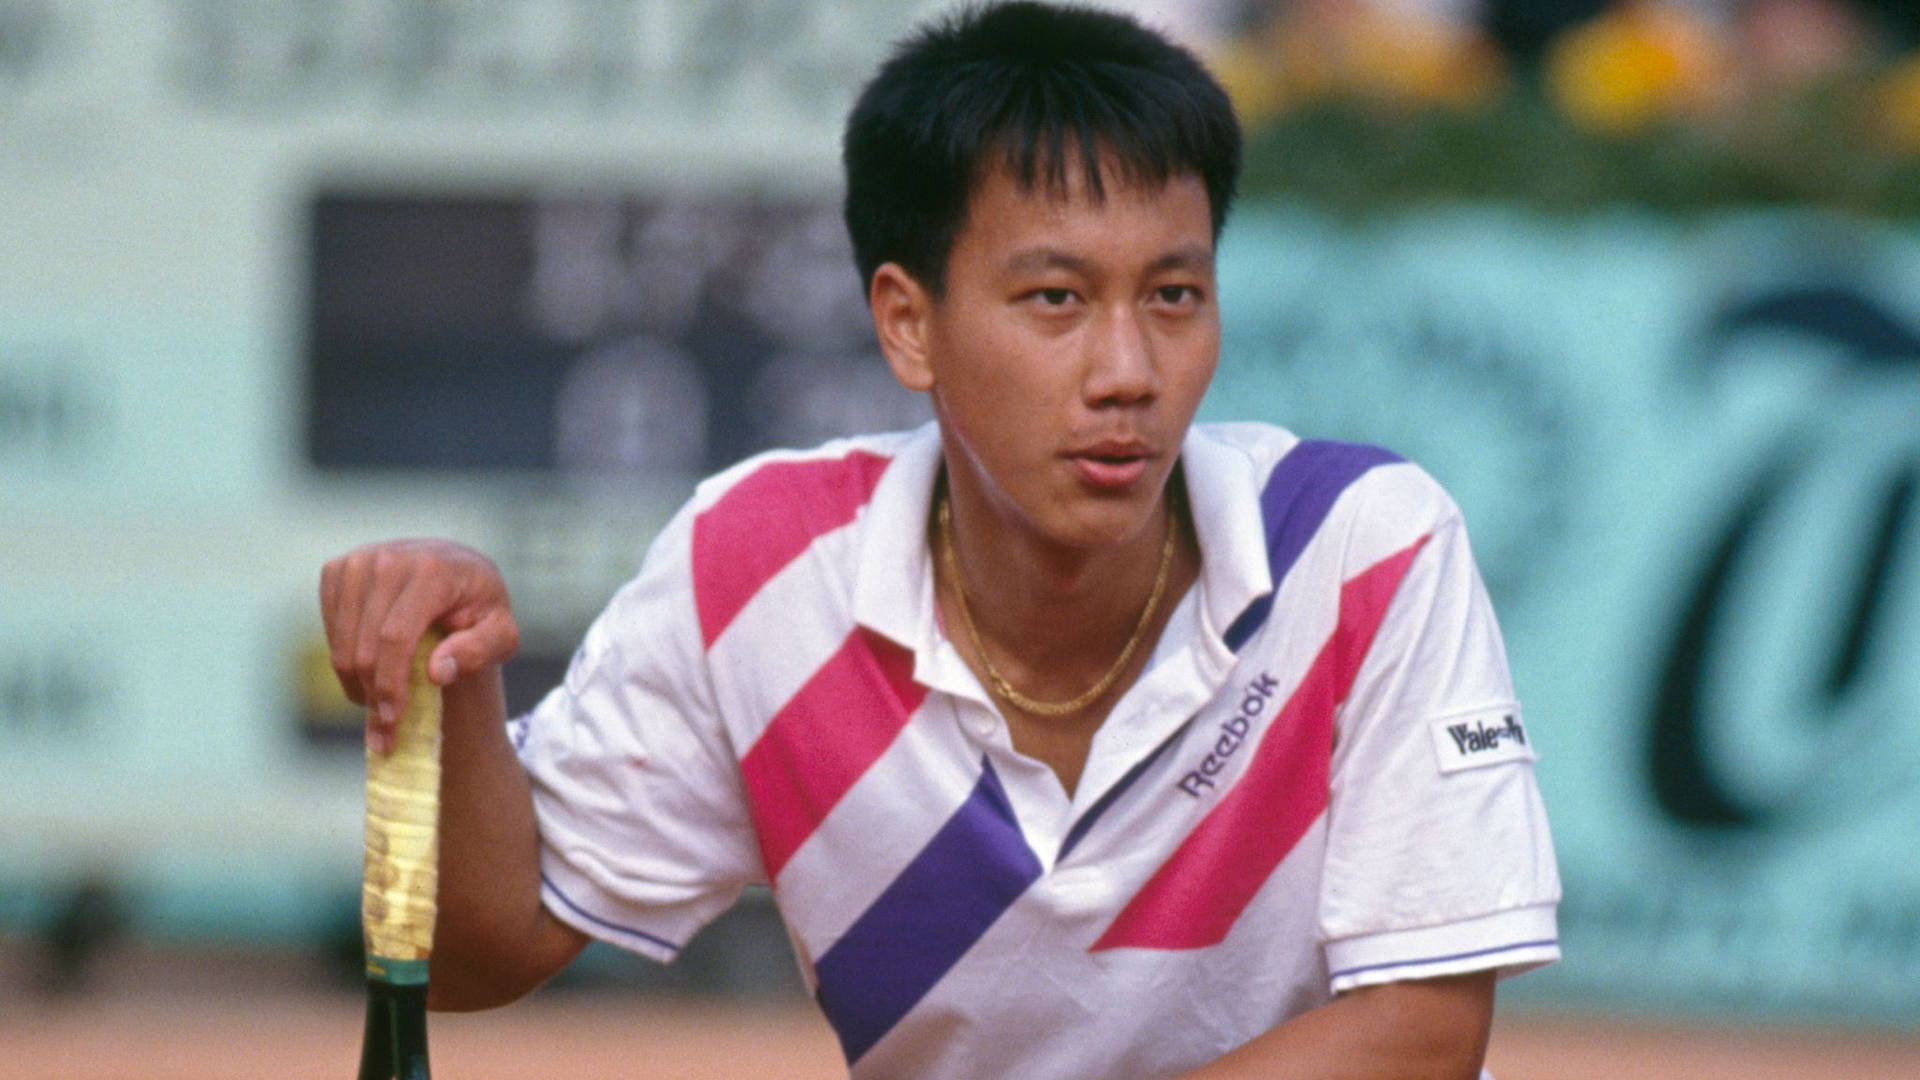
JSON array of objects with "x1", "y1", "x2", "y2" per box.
[{"x1": 1429, "y1": 706, "x2": 1534, "y2": 775}]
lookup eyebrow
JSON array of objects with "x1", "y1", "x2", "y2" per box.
[{"x1": 1000, "y1": 244, "x2": 1215, "y2": 276}]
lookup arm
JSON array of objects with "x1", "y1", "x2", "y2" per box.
[
  {"x1": 320, "y1": 539, "x2": 587, "y2": 1011},
  {"x1": 1177, "y1": 480, "x2": 1544, "y2": 1079},
  {"x1": 1177, "y1": 972, "x2": 1495, "y2": 1080}
]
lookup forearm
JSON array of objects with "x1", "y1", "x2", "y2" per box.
[
  {"x1": 426, "y1": 666, "x2": 585, "y2": 1010},
  {"x1": 1175, "y1": 973, "x2": 1494, "y2": 1080}
]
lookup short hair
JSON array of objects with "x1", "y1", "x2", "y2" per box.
[{"x1": 842, "y1": 1, "x2": 1242, "y2": 296}]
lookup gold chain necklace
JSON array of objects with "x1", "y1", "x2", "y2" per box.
[{"x1": 938, "y1": 495, "x2": 1176, "y2": 717}]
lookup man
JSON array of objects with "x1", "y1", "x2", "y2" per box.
[{"x1": 320, "y1": 3, "x2": 1560, "y2": 1077}]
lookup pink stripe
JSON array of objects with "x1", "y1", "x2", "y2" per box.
[
  {"x1": 1091, "y1": 535, "x2": 1430, "y2": 952},
  {"x1": 693, "y1": 450, "x2": 892, "y2": 647},
  {"x1": 741, "y1": 628, "x2": 928, "y2": 881}
]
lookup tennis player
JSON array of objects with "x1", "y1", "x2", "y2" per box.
[{"x1": 319, "y1": 3, "x2": 1560, "y2": 1077}]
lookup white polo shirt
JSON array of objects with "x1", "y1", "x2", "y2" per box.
[{"x1": 513, "y1": 421, "x2": 1561, "y2": 1079}]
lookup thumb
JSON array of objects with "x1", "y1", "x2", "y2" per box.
[
  {"x1": 429, "y1": 608, "x2": 520, "y2": 685},
  {"x1": 427, "y1": 646, "x2": 459, "y2": 686}
]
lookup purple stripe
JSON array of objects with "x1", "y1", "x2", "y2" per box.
[
  {"x1": 1329, "y1": 938, "x2": 1560, "y2": 981},
  {"x1": 1065, "y1": 443, "x2": 1402, "y2": 857},
  {"x1": 540, "y1": 872, "x2": 683, "y2": 954},
  {"x1": 1223, "y1": 440, "x2": 1403, "y2": 651},
  {"x1": 814, "y1": 759, "x2": 1042, "y2": 1064}
]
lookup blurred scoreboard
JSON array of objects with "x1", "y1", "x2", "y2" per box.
[{"x1": 307, "y1": 193, "x2": 923, "y2": 476}]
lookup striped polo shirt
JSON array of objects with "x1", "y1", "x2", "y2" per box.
[{"x1": 514, "y1": 421, "x2": 1560, "y2": 1079}]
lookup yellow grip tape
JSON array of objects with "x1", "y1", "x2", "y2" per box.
[{"x1": 363, "y1": 633, "x2": 444, "y2": 968}]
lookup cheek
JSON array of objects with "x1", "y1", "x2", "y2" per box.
[
  {"x1": 933, "y1": 318, "x2": 1048, "y2": 408},
  {"x1": 931, "y1": 358, "x2": 1051, "y2": 478},
  {"x1": 1165, "y1": 336, "x2": 1219, "y2": 412}
]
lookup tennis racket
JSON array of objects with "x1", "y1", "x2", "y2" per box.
[{"x1": 358, "y1": 634, "x2": 444, "y2": 1080}]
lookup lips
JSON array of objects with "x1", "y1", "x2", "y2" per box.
[{"x1": 1067, "y1": 438, "x2": 1155, "y2": 490}]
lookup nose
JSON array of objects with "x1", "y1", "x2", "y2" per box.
[{"x1": 1083, "y1": 306, "x2": 1158, "y2": 407}]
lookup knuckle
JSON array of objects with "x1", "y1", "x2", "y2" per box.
[{"x1": 377, "y1": 668, "x2": 404, "y2": 695}]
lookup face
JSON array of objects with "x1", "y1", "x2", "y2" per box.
[{"x1": 874, "y1": 160, "x2": 1220, "y2": 553}]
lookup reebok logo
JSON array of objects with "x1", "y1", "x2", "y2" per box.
[
  {"x1": 1177, "y1": 672, "x2": 1280, "y2": 798},
  {"x1": 1429, "y1": 707, "x2": 1534, "y2": 774}
]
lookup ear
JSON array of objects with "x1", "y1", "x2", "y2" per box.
[{"x1": 869, "y1": 262, "x2": 936, "y2": 393}]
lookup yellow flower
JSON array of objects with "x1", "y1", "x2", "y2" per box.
[
  {"x1": 1874, "y1": 54, "x2": 1920, "y2": 153},
  {"x1": 1210, "y1": 1, "x2": 1506, "y2": 123},
  {"x1": 1546, "y1": 1, "x2": 1729, "y2": 134}
]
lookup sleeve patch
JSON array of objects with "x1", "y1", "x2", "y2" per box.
[{"x1": 1429, "y1": 706, "x2": 1535, "y2": 775}]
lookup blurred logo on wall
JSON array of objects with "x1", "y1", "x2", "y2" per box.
[
  {"x1": 0, "y1": 0, "x2": 94, "y2": 152},
  {"x1": 1213, "y1": 210, "x2": 1920, "y2": 1019},
  {"x1": 0, "y1": 0, "x2": 55, "y2": 93},
  {"x1": 166, "y1": 0, "x2": 932, "y2": 123},
  {"x1": 1653, "y1": 266, "x2": 1920, "y2": 834},
  {"x1": 1578, "y1": 218, "x2": 1919, "y2": 1018},
  {"x1": 0, "y1": 638, "x2": 105, "y2": 740}
]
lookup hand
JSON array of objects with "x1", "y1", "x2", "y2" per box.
[{"x1": 320, "y1": 539, "x2": 520, "y2": 752}]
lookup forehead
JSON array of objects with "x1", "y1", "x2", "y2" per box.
[{"x1": 952, "y1": 158, "x2": 1214, "y2": 268}]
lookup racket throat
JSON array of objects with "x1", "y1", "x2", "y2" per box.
[{"x1": 359, "y1": 979, "x2": 431, "y2": 1080}]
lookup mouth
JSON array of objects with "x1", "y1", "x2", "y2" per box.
[{"x1": 1067, "y1": 440, "x2": 1156, "y2": 490}]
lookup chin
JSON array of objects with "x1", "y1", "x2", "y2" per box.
[{"x1": 1049, "y1": 496, "x2": 1162, "y2": 549}]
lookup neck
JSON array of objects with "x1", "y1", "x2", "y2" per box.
[{"x1": 936, "y1": 477, "x2": 1193, "y2": 709}]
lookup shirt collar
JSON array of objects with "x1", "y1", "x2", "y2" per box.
[
  {"x1": 851, "y1": 422, "x2": 946, "y2": 657},
  {"x1": 1178, "y1": 423, "x2": 1277, "y2": 675},
  {"x1": 850, "y1": 421, "x2": 1275, "y2": 677}
]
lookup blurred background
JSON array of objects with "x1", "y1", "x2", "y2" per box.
[{"x1": 3, "y1": 0, "x2": 1918, "y2": 1075}]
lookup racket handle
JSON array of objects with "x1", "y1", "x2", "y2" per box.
[{"x1": 362, "y1": 633, "x2": 444, "y2": 985}]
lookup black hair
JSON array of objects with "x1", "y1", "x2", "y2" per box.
[{"x1": 842, "y1": 1, "x2": 1242, "y2": 296}]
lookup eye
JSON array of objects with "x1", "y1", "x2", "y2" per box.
[
  {"x1": 1034, "y1": 288, "x2": 1076, "y2": 307},
  {"x1": 1155, "y1": 284, "x2": 1202, "y2": 306}
]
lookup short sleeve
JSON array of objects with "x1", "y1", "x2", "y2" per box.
[
  {"x1": 513, "y1": 503, "x2": 762, "y2": 962},
  {"x1": 1318, "y1": 496, "x2": 1561, "y2": 993}
]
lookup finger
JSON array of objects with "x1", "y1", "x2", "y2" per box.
[
  {"x1": 365, "y1": 703, "x2": 393, "y2": 755},
  {"x1": 353, "y1": 550, "x2": 423, "y2": 740},
  {"x1": 330, "y1": 552, "x2": 375, "y2": 707},
  {"x1": 318, "y1": 559, "x2": 340, "y2": 629},
  {"x1": 432, "y1": 606, "x2": 521, "y2": 686},
  {"x1": 320, "y1": 560, "x2": 374, "y2": 728},
  {"x1": 318, "y1": 558, "x2": 348, "y2": 687},
  {"x1": 426, "y1": 620, "x2": 464, "y2": 686},
  {"x1": 425, "y1": 606, "x2": 480, "y2": 686},
  {"x1": 367, "y1": 563, "x2": 443, "y2": 730}
]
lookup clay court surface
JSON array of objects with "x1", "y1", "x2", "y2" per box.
[{"x1": 5, "y1": 944, "x2": 1918, "y2": 1079}]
